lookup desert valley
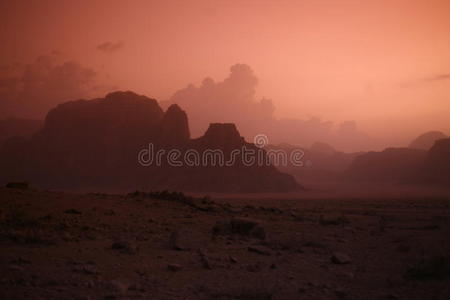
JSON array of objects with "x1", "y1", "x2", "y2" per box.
[{"x1": 1, "y1": 1, "x2": 450, "y2": 299}]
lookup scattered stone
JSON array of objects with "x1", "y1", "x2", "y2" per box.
[
  {"x1": 331, "y1": 252, "x2": 351, "y2": 265},
  {"x1": 396, "y1": 244, "x2": 411, "y2": 253},
  {"x1": 167, "y1": 264, "x2": 183, "y2": 272},
  {"x1": 246, "y1": 264, "x2": 261, "y2": 272},
  {"x1": 10, "y1": 257, "x2": 32, "y2": 265},
  {"x1": 212, "y1": 218, "x2": 266, "y2": 239},
  {"x1": 9, "y1": 265, "x2": 24, "y2": 272},
  {"x1": 335, "y1": 288, "x2": 348, "y2": 298},
  {"x1": 169, "y1": 229, "x2": 207, "y2": 251},
  {"x1": 340, "y1": 271, "x2": 355, "y2": 279},
  {"x1": 248, "y1": 246, "x2": 272, "y2": 256},
  {"x1": 104, "y1": 280, "x2": 127, "y2": 297},
  {"x1": 198, "y1": 250, "x2": 212, "y2": 270},
  {"x1": 225, "y1": 206, "x2": 242, "y2": 214},
  {"x1": 320, "y1": 214, "x2": 349, "y2": 226},
  {"x1": 104, "y1": 209, "x2": 115, "y2": 216},
  {"x1": 111, "y1": 240, "x2": 138, "y2": 254},
  {"x1": 6, "y1": 182, "x2": 29, "y2": 190},
  {"x1": 72, "y1": 264, "x2": 99, "y2": 275},
  {"x1": 64, "y1": 209, "x2": 82, "y2": 215}
]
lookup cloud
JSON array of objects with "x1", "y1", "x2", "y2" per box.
[
  {"x1": 422, "y1": 74, "x2": 450, "y2": 82},
  {"x1": 398, "y1": 73, "x2": 450, "y2": 88},
  {"x1": 166, "y1": 64, "x2": 375, "y2": 151},
  {"x1": 167, "y1": 64, "x2": 275, "y2": 137},
  {"x1": 0, "y1": 55, "x2": 104, "y2": 119},
  {"x1": 96, "y1": 41, "x2": 124, "y2": 53}
]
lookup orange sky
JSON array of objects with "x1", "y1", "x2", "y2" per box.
[{"x1": 1, "y1": 0, "x2": 449, "y2": 145}]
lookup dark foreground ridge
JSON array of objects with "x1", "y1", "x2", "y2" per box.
[
  {"x1": 0, "y1": 91, "x2": 301, "y2": 192},
  {"x1": 1, "y1": 187, "x2": 449, "y2": 299}
]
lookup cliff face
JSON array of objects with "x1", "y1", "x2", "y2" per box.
[
  {"x1": 160, "y1": 104, "x2": 190, "y2": 146},
  {"x1": 0, "y1": 91, "x2": 301, "y2": 192},
  {"x1": 1, "y1": 91, "x2": 165, "y2": 187},
  {"x1": 199, "y1": 123, "x2": 243, "y2": 147}
]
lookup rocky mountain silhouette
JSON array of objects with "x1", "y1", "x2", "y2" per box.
[
  {"x1": 161, "y1": 104, "x2": 190, "y2": 146},
  {"x1": 0, "y1": 91, "x2": 301, "y2": 192},
  {"x1": 346, "y1": 138, "x2": 450, "y2": 186},
  {"x1": 346, "y1": 148, "x2": 427, "y2": 182},
  {"x1": 425, "y1": 138, "x2": 450, "y2": 185},
  {"x1": 409, "y1": 131, "x2": 448, "y2": 150}
]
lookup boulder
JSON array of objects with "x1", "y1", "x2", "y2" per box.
[
  {"x1": 331, "y1": 252, "x2": 351, "y2": 264},
  {"x1": 212, "y1": 218, "x2": 266, "y2": 239},
  {"x1": 168, "y1": 229, "x2": 208, "y2": 251}
]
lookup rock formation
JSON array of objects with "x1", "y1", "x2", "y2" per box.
[
  {"x1": 346, "y1": 139, "x2": 450, "y2": 187},
  {"x1": 409, "y1": 131, "x2": 448, "y2": 150},
  {"x1": 176, "y1": 123, "x2": 301, "y2": 192},
  {"x1": 192, "y1": 123, "x2": 244, "y2": 150},
  {"x1": 425, "y1": 138, "x2": 450, "y2": 185},
  {"x1": 309, "y1": 142, "x2": 336, "y2": 156},
  {"x1": 0, "y1": 91, "x2": 301, "y2": 192},
  {"x1": 346, "y1": 148, "x2": 427, "y2": 182},
  {"x1": 160, "y1": 104, "x2": 190, "y2": 146}
]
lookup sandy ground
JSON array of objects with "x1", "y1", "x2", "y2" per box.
[{"x1": 1, "y1": 186, "x2": 450, "y2": 299}]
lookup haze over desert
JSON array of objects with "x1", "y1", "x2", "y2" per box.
[{"x1": 0, "y1": 1, "x2": 449, "y2": 299}]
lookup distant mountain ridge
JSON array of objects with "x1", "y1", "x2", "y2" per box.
[
  {"x1": 346, "y1": 138, "x2": 450, "y2": 186},
  {"x1": 409, "y1": 131, "x2": 448, "y2": 150}
]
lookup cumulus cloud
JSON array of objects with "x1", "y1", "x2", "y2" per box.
[
  {"x1": 167, "y1": 64, "x2": 375, "y2": 151},
  {"x1": 167, "y1": 64, "x2": 276, "y2": 138},
  {"x1": 96, "y1": 41, "x2": 124, "y2": 53}
]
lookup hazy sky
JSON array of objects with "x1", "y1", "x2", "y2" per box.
[{"x1": 1, "y1": 0, "x2": 449, "y2": 143}]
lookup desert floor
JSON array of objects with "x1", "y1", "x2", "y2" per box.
[{"x1": 1, "y1": 186, "x2": 450, "y2": 299}]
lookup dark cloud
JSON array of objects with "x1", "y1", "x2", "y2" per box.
[
  {"x1": 97, "y1": 41, "x2": 124, "y2": 53},
  {"x1": 0, "y1": 55, "x2": 104, "y2": 119},
  {"x1": 398, "y1": 73, "x2": 450, "y2": 88},
  {"x1": 423, "y1": 74, "x2": 450, "y2": 82}
]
